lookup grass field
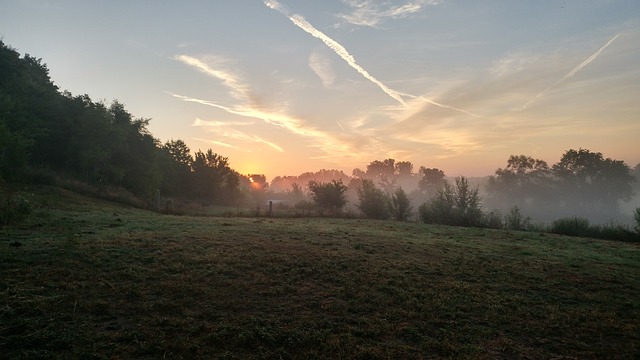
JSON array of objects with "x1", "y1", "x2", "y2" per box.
[{"x1": 1, "y1": 186, "x2": 639, "y2": 359}]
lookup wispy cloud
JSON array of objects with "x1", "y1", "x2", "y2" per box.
[
  {"x1": 264, "y1": 0, "x2": 408, "y2": 106},
  {"x1": 522, "y1": 33, "x2": 621, "y2": 110},
  {"x1": 175, "y1": 55, "x2": 250, "y2": 101},
  {"x1": 194, "y1": 137, "x2": 239, "y2": 150},
  {"x1": 338, "y1": 0, "x2": 441, "y2": 28},
  {"x1": 193, "y1": 123, "x2": 284, "y2": 152},
  {"x1": 308, "y1": 49, "x2": 336, "y2": 88}
]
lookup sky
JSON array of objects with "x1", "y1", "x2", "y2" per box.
[{"x1": 2, "y1": 0, "x2": 639, "y2": 180}]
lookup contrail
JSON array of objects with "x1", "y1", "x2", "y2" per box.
[
  {"x1": 264, "y1": 0, "x2": 407, "y2": 106},
  {"x1": 522, "y1": 33, "x2": 620, "y2": 110}
]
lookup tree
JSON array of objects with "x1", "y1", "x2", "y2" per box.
[
  {"x1": 417, "y1": 167, "x2": 446, "y2": 198},
  {"x1": 158, "y1": 139, "x2": 193, "y2": 197},
  {"x1": 485, "y1": 154, "x2": 553, "y2": 220},
  {"x1": 191, "y1": 149, "x2": 239, "y2": 205},
  {"x1": 163, "y1": 139, "x2": 192, "y2": 168},
  {"x1": 307, "y1": 179, "x2": 348, "y2": 215},
  {"x1": 389, "y1": 187, "x2": 412, "y2": 221},
  {"x1": 247, "y1": 174, "x2": 268, "y2": 206},
  {"x1": 453, "y1": 176, "x2": 483, "y2": 226},
  {"x1": 419, "y1": 181, "x2": 455, "y2": 225},
  {"x1": 287, "y1": 183, "x2": 306, "y2": 204},
  {"x1": 552, "y1": 149, "x2": 635, "y2": 219},
  {"x1": 365, "y1": 158, "x2": 398, "y2": 193},
  {"x1": 356, "y1": 179, "x2": 390, "y2": 219},
  {"x1": 419, "y1": 176, "x2": 483, "y2": 227}
]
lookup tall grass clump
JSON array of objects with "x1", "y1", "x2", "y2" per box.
[
  {"x1": 505, "y1": 205, "x2": 531, "y2": 230},
  {"x1": 550, "y1": 217, "x2": 592, "y2": 237},
  {"x1": 0, "y1": 190, "x2": 34, "y2": 226},
  {"x1": 550, "y1": 216, "x2": 639, "y2": 242}
]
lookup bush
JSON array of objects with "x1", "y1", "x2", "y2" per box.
[
  {"x1": 505, "y1": 205, "x2": 531, "y2": 230},
  {"x1": 356, "y1": 179, "x2": 390, "y2": 219},
  {"x1": 418, "y1": 177, "x2": 483, "y2": 227},
  {"x1": 550, "y1": 217, "x2": 591, "y2": 237},
  {"x1": 549, "y1": 217, "x2": 639, "y2": 242},
  {"x1": 418, "y1": 182, "x2": 455, "y2": 225},
  {"x1": 591, "y1": 223, "x2": 638, "y2": 242},
  {"x1": 484, "y1": 210, "x2": 503, "y2": 229},
  {"x1": 307, "y1": 179, "x2": 348, "y2": 216},
  {"x1": 390, "y1": 187, "x2": 412, "y2": 221},
  {"x1": 1, "y1": 191, "x2": 34, "y2": 226}
]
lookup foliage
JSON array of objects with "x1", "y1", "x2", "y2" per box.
[
  {"x1": 270, "y1": 169, "x2": 350, "y2": 193},
  {"x1": 307, "y1": 179, "x2": 348, "y2": 215},
  {"x1": 389, "y1": 186, "x2": 413, "y2": 221},
  {"x1": 353, "y1": 158, "x2": 416, "y2": 193},
  {"x1": 0, "y1": 189, "x2": 33, "y2": 226},
  {"x1": 246, "y1": 173, "x2": 268, "y2": 205},
  {"x1": 552, "y1": 148, "x2": 635, "y2": 218},
  {"x1": 0, "y1": 40, "x2": 245, "y2": 207},
  {"x1": 485, "y1": 154, "x2": 552, "y2": 219},
  {"x1": 550, "y1": 217, "x2": 591, "y2": 237},
  {"x1": 635, "y1": 207, "x2": 640, "y2": 233},
  {"x1": 419, "y1": 182, "x2": 455, "y2": 225},
  {"x1": 419, "y1": 176, "x2": 483, "y2": 227},
  {"x1": 356, "y1": 179, "x2": 390, "y2": 219},
  {"x1": 484, "y1": 210, "x2": 503, "y2": 229},
  {"x1": 417, "y1": 167, "x2": 446, "y2": 198},
  {"x1": 486, "y1": 150, "x2": 636, "y2": 223},
  {"x1": 505, "y1": 205, "x2": 531, "y2": 230},
  {"x1": 549, "y1": 216, "x2": 639, "y2": 242}
]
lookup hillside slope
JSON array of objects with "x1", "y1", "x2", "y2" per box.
[{"x1": 1, "y1": 187, "x2": 639, "y2": 359}]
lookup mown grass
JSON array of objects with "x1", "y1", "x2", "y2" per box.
[{"x1": 1, "y1": 186, "x2": 639, "y2": 359}]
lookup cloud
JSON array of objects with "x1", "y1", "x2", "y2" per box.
[
  {"x1": 338, "y1": 0, "x2": 442, "y2": 28},
  {"x1": 521, "y1": 33, "x2": 621, "y2": 110},
  {"x1": 264, "y1": 0, "x2": 408, "y2": 106},
  {"x1": 193, "y1": 122, "x2": 284, "y2": 152},
  {"x1": 308, "y1": 49, "x2": 336, "y2": 88},
  {"x1": 192, "y1": 118, "x2": 254, "y2": 127},
  {"x1": 193, "y1": 137, "x2": 239, "y2": 150},
  {"x1": 175, "y1": 55, "x2": 250, "y2": 101}
]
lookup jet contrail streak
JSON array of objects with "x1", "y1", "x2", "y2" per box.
[
  {"x1": 264, "y1": 0, "x2": 407, "y2": 106},
  {"x1": 421, "y1": 97, "x2": 483, "y2": 118},
  {"x1": 522, "y1": 33, "x2": 620, "y2": 110}
]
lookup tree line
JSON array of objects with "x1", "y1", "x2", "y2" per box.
[
  {"x1": 0, "y1": 40, "x2": 254, "y2": 207},
  {"x1": 1, "y1": 39, "x2": 638, "y2": 235}
]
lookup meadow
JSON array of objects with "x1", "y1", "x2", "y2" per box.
[{"x1": 1, "y1": 187, "x2": 638, "y2": 359}]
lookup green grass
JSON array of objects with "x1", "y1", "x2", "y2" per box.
[{"x1": 1, "y1": 186, "x2": 639, "y2": 359}]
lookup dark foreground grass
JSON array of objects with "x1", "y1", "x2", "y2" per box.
[{"x1": 1, "y1": 187, "x2": 639, "y2": 359}]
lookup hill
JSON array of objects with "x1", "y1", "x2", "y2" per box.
[{"x1": 1, "y1": 186, "x2": 638, "y2": 359}]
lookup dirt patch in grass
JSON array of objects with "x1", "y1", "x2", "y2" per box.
[{"x1": 1, "y1": 187, "x2": 639, "y2": 359}]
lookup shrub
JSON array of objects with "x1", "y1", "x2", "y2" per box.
[
  {"x1": 356, "y1": 179, "x2": 390, "y2": 219},
  {"x1": 592, "y1": 223, "x2": 638, "y2": 242},
  {"x1": 1, "y1": 191, "x2": 34, "y2": 226},
  {"x1": 550, "y1": 217, "x2": 590, "y2": 237},
  {"x1": 418, "y1": 177, "x2": 483, "y2": 227},
  {"x1": 307, "y1": 179, "x2": 348, "y2": 216},
  {"x1": 505, "y1": 205, "x2": 531, "y2": 230},
  {"x1": 484, "y1": 210, "x2": 503, "y2": 229},
  {"x1": 418, "y1": 182, "x2": 455, "y2": 225},
  {"x1": 389, "y1": 187, "x2": 413, "y2": 221}
]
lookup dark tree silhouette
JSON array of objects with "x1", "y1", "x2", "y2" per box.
[
  {"x1": 308, "y1": 179, "x2": 348, "y2": 216},
  {"x1": 552, "y1": 148, "x2": 635, "y2": 219},
  {"x1": 356, "y1": 179, "x2": 390, "y2": 219}
]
